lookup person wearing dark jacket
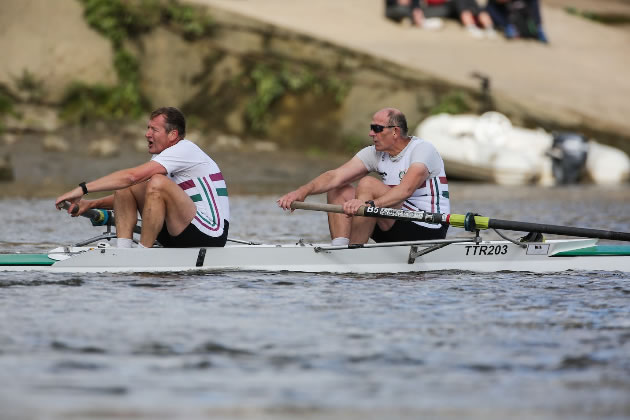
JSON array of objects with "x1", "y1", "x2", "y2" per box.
[{"x1": 486, "y1": 0, "x2": 548, "y2": 43}]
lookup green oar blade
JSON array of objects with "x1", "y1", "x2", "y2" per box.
[{"x1": 0, "y1": 254, "x2": 56, "y2": 266}]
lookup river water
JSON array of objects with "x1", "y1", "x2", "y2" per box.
[{"x1": 0, "y1": 184, "x2": 629, "y2": 420}]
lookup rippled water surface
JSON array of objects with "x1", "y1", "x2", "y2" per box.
[{"x1": 1, "y1": 184, "x2": 629, "y2": 420}]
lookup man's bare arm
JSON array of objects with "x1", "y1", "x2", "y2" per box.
[
  {"x1": 55, "y1": 161, "x2": 167, "y2": 213},
  {"x1": 277, "y1": 157, "x2": 368, "y2": 210},
  {"x1": 372, "y1": 162, "x2": 428, "y2": 208}
]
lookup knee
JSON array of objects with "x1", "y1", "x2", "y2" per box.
[
  {"x1": 114, "y1": 186, "x2": 133, "y2": 200},
  {"x1": 145, "y1": 174, "x2": 169, "y2": 194},
  {"x1": 327, "y1": 184, "x2": 355, "y2": 204},
  {"x1": 356, "y1": 176, "x2": 381, "y2": 194}
]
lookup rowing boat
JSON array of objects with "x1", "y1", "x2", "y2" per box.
[
  {"x1": 1, "y1": 237, "x2": 628, "y2": 273},
  {"x1": 1, "y1": 202, "x2": 629, "y2": 274}
]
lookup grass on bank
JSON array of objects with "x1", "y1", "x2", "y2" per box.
[{"x1": 61, "y1": 0, "x2": 215, "y2": 124}]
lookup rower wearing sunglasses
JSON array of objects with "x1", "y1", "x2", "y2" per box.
[{"x1": 277, "y1": 107, "x2": 450, "y2": 245}]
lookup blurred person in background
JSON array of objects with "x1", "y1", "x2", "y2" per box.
[
  {"x1": 447, "y1": 0, "x2": 497, "y2": 38},
  {"x1": 386, "y1": 0, "x2": 496, "y2": 38},
  {"x1": 486, "y1": 0, "x2": 548, "y2": 42},
  {"x1": 385, "y1": 0, "x2": 444, "y2": 30}
]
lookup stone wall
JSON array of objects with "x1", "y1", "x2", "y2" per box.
[
  {"x1": 0, "y1": 0, "x2": 485, "y2": 153},
  {"x1": 1, "y1": 0, "x2": 628, "y2": 156},
  {"x1": 0, "y1": 0, "x2": 116, "y2": 103}
]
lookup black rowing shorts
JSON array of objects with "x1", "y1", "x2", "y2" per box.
[
  {"x1": 157, "y1": 220, "x2": 229, "y2": 248},
  {"x1": 371, "y1": 220, "x2": 448, "y2": 243}
]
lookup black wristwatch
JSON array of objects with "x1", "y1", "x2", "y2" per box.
[
  {"x1": 79, "y1": 182, "x2": 89, "y2": 195},
  {"x1": 365, "y1": 200, "x2": 376, "y2": 208}
]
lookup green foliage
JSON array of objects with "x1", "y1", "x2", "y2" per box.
[
  {"x1": 244, "y1": 63, "x2": 350, "y2": 133},
  {"x1": 113, "y1": 49, "x2": 140, "y2": 84},
  {"x1": 164, "y1": 2, "x2": 214, "y2": 40},
  {"x1": 565, "y1": 6, "x2": 602, "y2": 23},
  {"x1": 0, "y1": 86, "x2": 15, "y2": 134},
  {"x1": 565, "y1": 7, "x2": 630, "y2": 25},
  {"x1": 245, "y1": 65, "x2": 290, "y2": 132},
  {"x1": 79, "y1": 0, "x2": 214, "y2": 46},
  {"x1": 0, "y1": 86, "x2": 15, "y2": 116},
  {"x1": 326, "y1": 76, "x2": 352, "y2": 104},
  {"x1": 12, "y1": 69, "x2": 46, "y2": 103},
  {"x1": 65, "y1": 0, "x2": 214, "y2": 124},
  {"x1": 60, "y1": 47, "x2": 146, "y2": 123},
  {"x1": 78, "y1": 0, "x2": 155, "y2": 47},
  {"x1": 61, "y1": 77, "x2": 148, "y2": 123},
  {"x1": 429, "y1": 91, "x2": 473, "y2": 115}
]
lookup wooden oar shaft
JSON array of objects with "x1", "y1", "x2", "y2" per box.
[
  {"x1": 290, "y1": 201, "x2": 630, "y2": 242},
  {"x1": 290, "y1": 202, "x2": 347, "y2": 214}
]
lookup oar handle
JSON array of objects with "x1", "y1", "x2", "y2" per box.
[
  {"x1": 59, "y1": 201, "x2": 113, "y2": 226},
  {"x1": 290, "y1": 201, "x2": 446, "y2": 223},
  {"x1": 59, "y1": 201, "x2": 143, "y2": 234}
]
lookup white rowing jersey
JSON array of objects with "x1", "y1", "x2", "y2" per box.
[
  {"x1": 151, "y1": 139, "x2": 229, "y2": 237},
  {"x1": 356, "y1": 136, "x2": 450, "y2": 229}
]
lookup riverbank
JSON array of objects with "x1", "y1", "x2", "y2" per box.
[
  {"x1": 2, "y1": 0, "x2": 630, "y2": 198},
  {"x1": 192, "y1": 0, "x2": 630, "y2": 144},
  {"x1": 0, "y1": 132, "x2": 349, "y2": 198}
]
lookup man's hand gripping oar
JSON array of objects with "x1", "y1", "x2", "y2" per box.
[
  {"x1": 57, "y1": 201, "x2": 113, "y2": 227},
  {"x1": 54, "y1": 182, "x2": 92, "y2": 217},
  {"x1": 57, "y1": 201, "x2": 142, "y2": 235},
  {"x1": 56, "y1": 199, "x2": 93, "y2": 218}
]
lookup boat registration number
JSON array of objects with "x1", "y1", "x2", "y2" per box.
[{"x1": 465, "y1": 244, "x2": 508, "y2": 256}]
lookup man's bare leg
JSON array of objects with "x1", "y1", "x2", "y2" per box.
[
  {"x1": 139, "y1": 174, "x2": 197, "y2": 247},
  {"x1": 349, "y1": 177, "x2": 395, "y2": 244},
  {"x1": 327, "y1": 184, "x2": 355, "y2": 243},
  {"x1": 114, "y1": 182, "x2": 148, "y2": 241}
]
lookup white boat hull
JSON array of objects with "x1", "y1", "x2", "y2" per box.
[
  {"x1": 416, "y1": 112, "x2": 630, "y2": 185},
  {"x1": 2, "y1": 239, "x2": 629, "y2": 274}
]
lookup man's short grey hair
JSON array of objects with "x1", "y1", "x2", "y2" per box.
[{"x1": 387, "y1": 109, "x2": 408, "y2": 136}]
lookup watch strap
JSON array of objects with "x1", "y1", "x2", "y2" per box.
[{"x1": 79, "y1": 182, "x2": 88, "y2": 195}]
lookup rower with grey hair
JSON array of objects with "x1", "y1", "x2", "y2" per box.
[{"x1": 277, "y1": 107, "x2": 450, "y2": 245}]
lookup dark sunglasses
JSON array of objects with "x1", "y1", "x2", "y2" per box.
[{"x1": 370, "y1": 124, "x2": 397, "y2": 133}]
